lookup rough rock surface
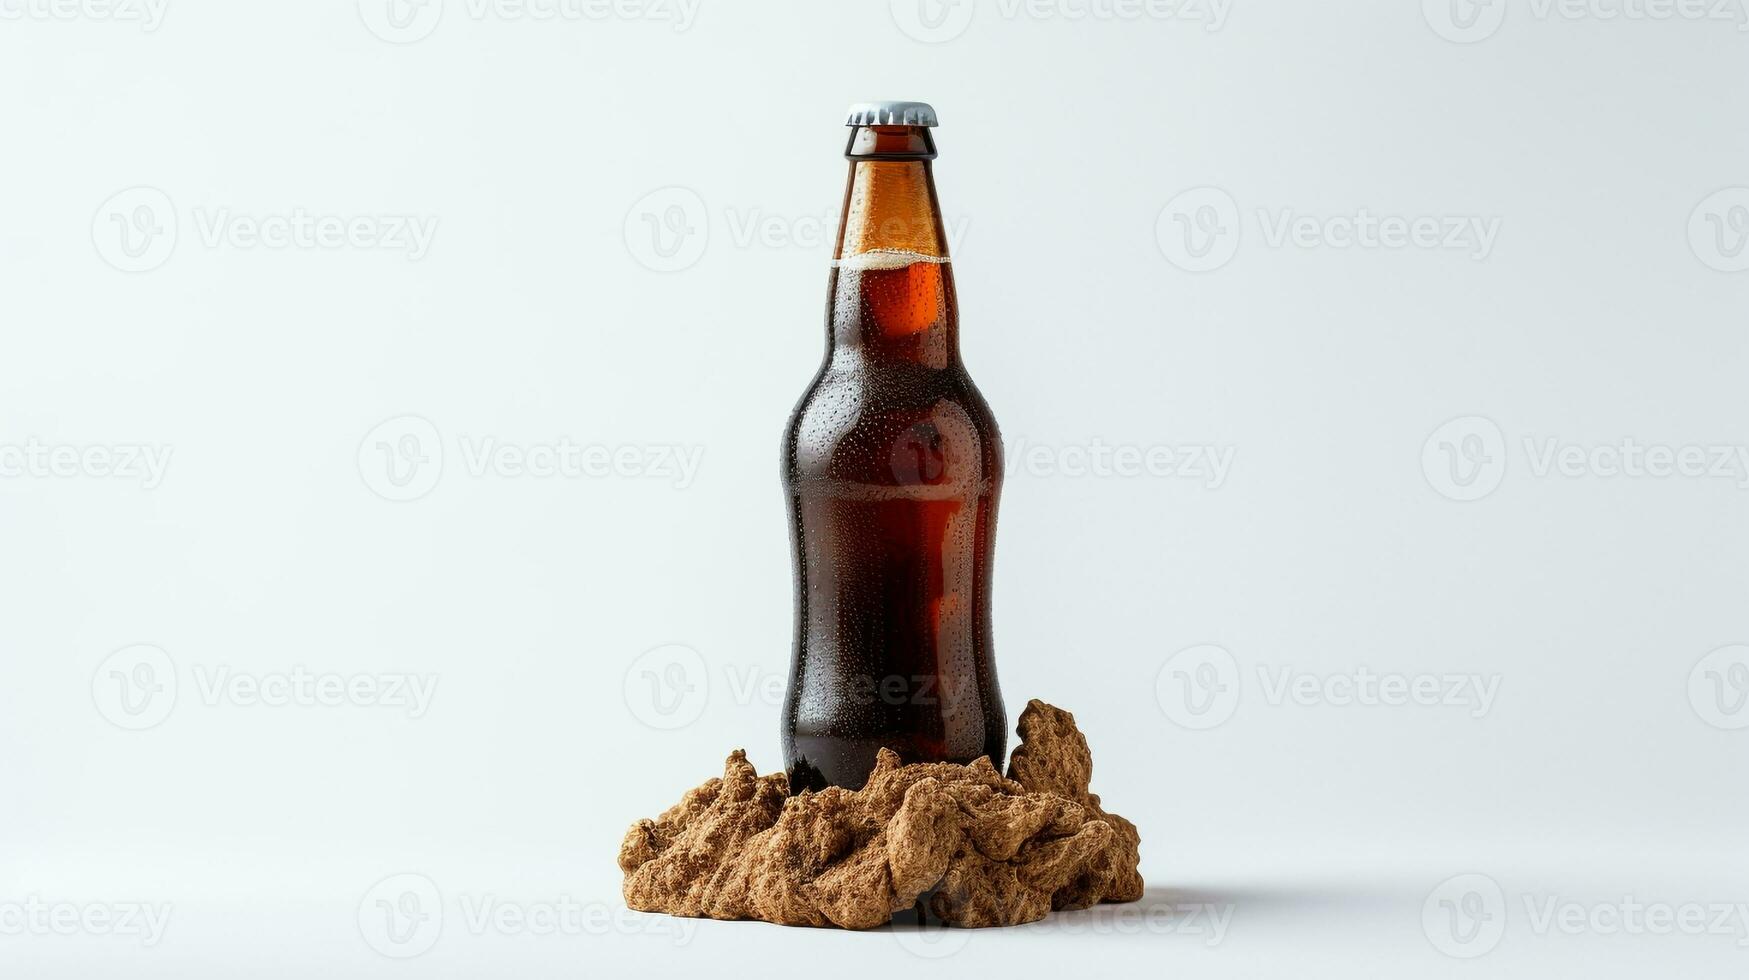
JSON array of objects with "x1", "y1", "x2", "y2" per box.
[
  {"x1": 619, "y1": 700, "x2": 1142, "y2": 929},
  {"x1": 1006, "y1": 700, "x2": 1145, "y2": 910}
]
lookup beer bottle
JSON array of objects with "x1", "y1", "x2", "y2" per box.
[{"x1": 781, "y1": 102, "x2": 1006, "y2": 792}]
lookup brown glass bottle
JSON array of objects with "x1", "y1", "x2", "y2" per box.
[{"x1": 781, "y1": 103, "x2": 1006, "y2": 792}]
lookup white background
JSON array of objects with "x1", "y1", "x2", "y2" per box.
[{"x1": 3, "y1": 0, "x2": 1748, "y2": 976}]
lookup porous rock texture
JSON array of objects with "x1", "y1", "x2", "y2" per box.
[{"x1": 618, "y1": 700, "x2": 1143, "y2": 929}]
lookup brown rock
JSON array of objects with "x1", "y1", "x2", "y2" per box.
[
  {"x1": 618, "y1": 699, "x2": 1143, "y2": 929},
  {"x1": 1006, "y1": 700, "x2": 1145, "y2": 909}
]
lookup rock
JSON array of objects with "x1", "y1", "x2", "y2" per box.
[
  {"x1": 618, "y1": 699, "x2": 1143, "y2": 929},
  {"x1": 1006, "y1": 700, "x2": 1145, "y2": 909}
]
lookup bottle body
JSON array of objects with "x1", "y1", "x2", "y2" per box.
[{"x1": 780, "y1": 116, "x2": 1006, "y2": 792}]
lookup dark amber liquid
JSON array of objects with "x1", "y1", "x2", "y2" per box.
[{"x1": 781, "y1": 259, "x2": 1006, "y2": 791}]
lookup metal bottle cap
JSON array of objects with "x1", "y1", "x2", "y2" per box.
[{"x1": 844, "y1": 101, "x2": 938, "y2": 127}]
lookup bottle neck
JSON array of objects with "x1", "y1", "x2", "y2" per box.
[{"x1": 827, "y1": 126, "x2": 957, "y2": 369}]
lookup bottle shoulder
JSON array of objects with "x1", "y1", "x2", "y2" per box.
[{"x1": 783, "y1": 363, "x2": 1002, "y2": 487}]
